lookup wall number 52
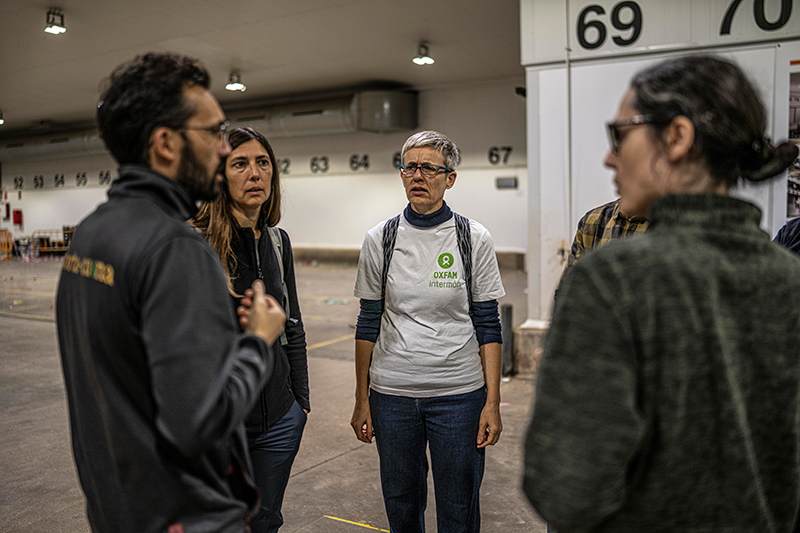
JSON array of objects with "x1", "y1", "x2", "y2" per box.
[{"x1": 721, "y1": 0, "x2": 792, "y2": 34}]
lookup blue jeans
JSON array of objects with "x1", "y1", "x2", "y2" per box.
[
  {"x1": 247, "y1": 400, "x2": 307, "y2": 533},
  {"x1": 369, "y1": 388, "x2": 486, "y2": 533}
]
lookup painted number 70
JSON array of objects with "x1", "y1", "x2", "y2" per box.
[{"x1": 720, "y1": 0, "x2": 792, "y2": 34}]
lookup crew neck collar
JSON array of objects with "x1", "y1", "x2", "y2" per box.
[{"x1": 403, "y1": 201, "x2": 453, "y2": 227}]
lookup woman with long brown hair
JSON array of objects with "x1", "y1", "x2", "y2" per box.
[{"x1": 194, "y1": 127, "x2": 308, "y2": 533}]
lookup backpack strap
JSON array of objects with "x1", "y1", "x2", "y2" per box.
[
  {"x1": 453, "y1": 212, "x2": 474, "y2": 316},
  {"x1": 268, "y1": 226, "x2": 290, "y2": 346},
  {"x1": 381, "y1": 215, "x2": 401, "y2": 301}
]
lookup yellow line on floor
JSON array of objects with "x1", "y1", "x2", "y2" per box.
[
  {"x1": 4, "y1": 304, "x2": 40, "y2": 312},
  {"x1": 323, "y1": 516, "x2": 389, "y2": 532},
  {"x1": 307, "y1": 333, "x2": 355, "y2": 351},
  {"x1": 0, "y1": 290, "x2": 55, "y2": 297},
  {"x1": 0, "y1": 310, "x2": 53, "y2": 321}
]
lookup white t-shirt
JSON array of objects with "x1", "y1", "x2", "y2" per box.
[{"x1": 354, "y1": 213, "x2": 505, "y2": 398}]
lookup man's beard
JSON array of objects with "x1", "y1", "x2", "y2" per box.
[{"x1": 176, "y1": 140, "x2": 220, "y2": 202}]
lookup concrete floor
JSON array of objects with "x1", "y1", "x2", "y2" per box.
[{"x1": 0, "y1": 257, "x2": 545, "y2": 533}]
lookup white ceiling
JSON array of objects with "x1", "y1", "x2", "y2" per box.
[{"x1": 0, "y1": 0, "x2": 523, "y2": 138}]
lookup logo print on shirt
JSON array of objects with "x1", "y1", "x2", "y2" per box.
[{"x1": 438, "y1": 253, "x2": 454, "y2": 269}]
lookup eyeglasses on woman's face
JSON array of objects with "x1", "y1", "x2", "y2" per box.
[
  {"x1": 606, "y1": 114, "x2": 655, "y2": 153},
  {"x1": 397, "y1": 163, "x2": 454, "y2": 178}
]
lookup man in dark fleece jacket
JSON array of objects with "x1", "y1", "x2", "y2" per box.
[{"x1": 56, "y1": 53, "x2": 286, "y2": 533}]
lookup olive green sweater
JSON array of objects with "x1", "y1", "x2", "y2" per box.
[{"x1": 524, "y1": 194, "x2": 800, "y2": 533}]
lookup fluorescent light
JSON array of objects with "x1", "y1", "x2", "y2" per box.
[
  {"x1": 413, "y1": 42, "x2": 434, "y2": 66},
  {"x1": 45, "y1": 8, "x2": 66, "y2": 34},
  {"x1": 225, "y1": 72, "x2": 246, "y2": 92}
]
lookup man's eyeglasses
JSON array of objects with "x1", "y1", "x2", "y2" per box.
[
  {"x1": 180, "y1": 120, "x2": 230, "y2": 144},
  {"x1": 606, "y1": 114, "x2": 654, "y2": 153},
  {"x1": 398, "y1": 163, "x2": 454, "y2": 178}
]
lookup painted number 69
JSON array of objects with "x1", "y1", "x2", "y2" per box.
[{"x1": 577, "y1": 1, "x2": 643, "y2": 50}]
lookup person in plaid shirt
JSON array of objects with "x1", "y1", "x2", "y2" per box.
[{"x1": 557, "y1": 198, "x2": 649, "y2": 295}]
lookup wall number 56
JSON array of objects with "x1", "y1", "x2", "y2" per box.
[{"x1": 721, "y1": 0, "x2": 792, "y2": 34}]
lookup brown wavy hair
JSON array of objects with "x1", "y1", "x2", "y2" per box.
[{"x1": 193, "y1": 127, "x2": 281, "y2": 293}]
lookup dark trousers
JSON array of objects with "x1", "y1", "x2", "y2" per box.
[
  {"x1": 247, "y1": 400, "x2": 307, "y2": 533},
  {"x1": 370, "y1": 388, "x2": 486, "y2": 533}
]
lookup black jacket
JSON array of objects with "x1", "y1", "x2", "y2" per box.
[
  {"x1": 774, "y1": 216, "x2": 800, "y2": 256},
  {"x1": 56, "y1": 165, "x2": 274, "y2": 533},
  {"x1": 230, "y1": 225, "x2": 309, "y2": 433}
]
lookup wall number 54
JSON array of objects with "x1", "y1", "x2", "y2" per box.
[{"x1": 721, "y1": 0, "x2": 792, "y2": 34}]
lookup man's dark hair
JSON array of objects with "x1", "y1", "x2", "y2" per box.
[{"x1": 97, "y1": 53, "x2": 210, "y2": 165}]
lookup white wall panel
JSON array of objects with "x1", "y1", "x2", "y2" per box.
[
  {"x1": 0, "y1": 79, "x2": 528, "y2": 252},
  {"x1": 525, "y1": 41, "x2": 798, "y2": 321},
  {"x1": 567, "y1": 46, "x2": 781, "y2": 232},
  {"x1": 536, "y1": 67, "x2": 570, "y2": 318}
]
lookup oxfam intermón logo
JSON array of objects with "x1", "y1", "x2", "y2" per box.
[{"x1": 437, "y1": 253, "x2": 454, "y2": 269}]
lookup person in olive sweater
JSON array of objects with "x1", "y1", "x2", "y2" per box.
[
  {"x1": 194, "y1": 127, "x2": 309, "y2": 533},
  {"x1": 524, "y1": 55, "x2": 800, "y2": 532}
]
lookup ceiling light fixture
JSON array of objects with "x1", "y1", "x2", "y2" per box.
[
  {"x1": 225, "y1": 72, "x2": 246, "y2": 92},
  {"x1": 44, "y1": 8, "x2": 66, "y2": 35},
  {"x1": 412, "y1": 42, "x2": 434, "y2": 66},
  {"x1": 0, "y1": 111, "x2": 4, "y2": 125}
]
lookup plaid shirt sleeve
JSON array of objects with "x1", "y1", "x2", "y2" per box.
[{"x1": 556, "y1": 199, "x2": 649, "y2": 299}]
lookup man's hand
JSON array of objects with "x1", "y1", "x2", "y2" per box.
[
  {"x1": 237, "y1": 279, "x2": 285, "y2": 345},
  {"x1": 350, "y1": 398, "x2": 374, "y2": 443},
  {"x1": 476, "y1": 402, "x2": 502, "y2": 448}
]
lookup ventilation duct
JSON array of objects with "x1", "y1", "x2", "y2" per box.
[
  {"x1": 356, "y1": 91, "x2": 418, "y2": 133},
  {"x1": 0, "y1": 131, "x2": 106, "y2": 163},
  {"x1": 0, "y1": 90, "x2": 418, "y2": 163},
  {"x1": 230, "y1": 90, "x2": 418, "y2": 138},
  {"x1": 235, "y1": 96, "x2": 358, "y2": 138}
]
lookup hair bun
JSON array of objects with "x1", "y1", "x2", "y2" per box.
[{"x1": 742, "y1": 141, "x2": 799, "y2": 182}]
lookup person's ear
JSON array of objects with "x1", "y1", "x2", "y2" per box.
[
  {"x1": 664, "y1": 116, "x2": 695, "y2": 162},
  {"x1": 445, "y1": 171, "x2": 457, "y2": 189},
  {"x1": 148, "y1": 126, "x2": 182, "y2": 168}
]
